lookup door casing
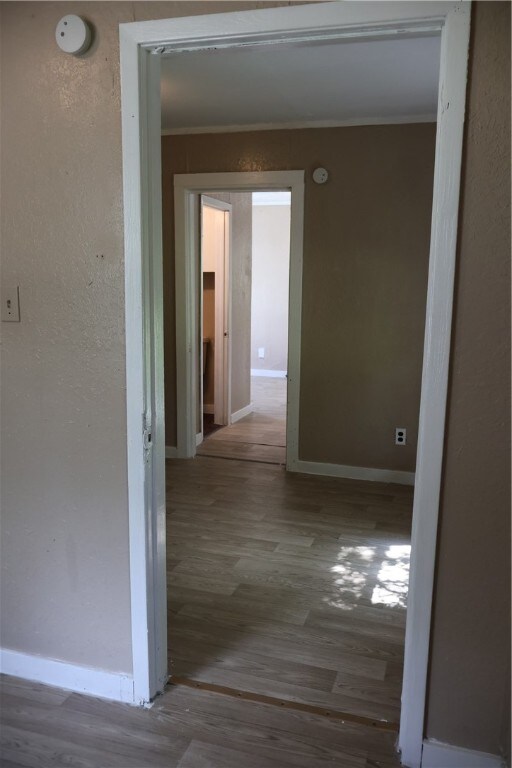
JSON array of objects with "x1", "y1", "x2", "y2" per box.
[
  {"x1": 119, "y1": 4, "x2": 471, "y2": 766},
  {"x1": 174, "y1": 172, "x2": 305, "y2": 464}
]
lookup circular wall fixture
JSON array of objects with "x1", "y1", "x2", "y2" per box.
[
  {"x1": 312, "y1": 167, "x2": 329, "y2": 185},
  {"x1": 56, "y1": 15, "x2": 92, "y2": 56}
]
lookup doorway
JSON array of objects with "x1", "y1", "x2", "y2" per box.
[
  {"x1": 200, "y1": 195, "x2": 231, "y2": 439},
  {"x1": 198, "y1": 189, "x2": 291, "y2": 465},
  {"x1": 120, "y1": 5, "x2": 471, "y2": 766},
  {"x1": 174, "y1": 171, "x2": 304, "y2": 471}
]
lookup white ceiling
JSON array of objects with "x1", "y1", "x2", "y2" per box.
[{"x1": 160, "y1": 35, "x2": 441, "y2": 134}]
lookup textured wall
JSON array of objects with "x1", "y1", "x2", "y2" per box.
[
  {"x1": 426, "y1": 2, "x2": 511, "y2": 757},
  {"x1": 0, "y1": 0, "x2": 285, "y2": 674},
  {"x1": 163, "y1": 125, "x2": 435, "y2": 471},
  {"x1": 251, "y1": 205, "x2": 291, "y2": 373}
]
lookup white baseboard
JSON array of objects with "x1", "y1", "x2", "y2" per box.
[
  {"x1": 0, "y1": 647, "x2": 135, "y2": 704},
  {"x1": 231, "y1": 403, "x2": 253, "y2": 424},
  {"x1": 291, "y1": 459, "x2": 415, "y2": 486},
  {"x1": 165, "y1": 446, "x2": 178, "y2": 458},
  {"x1": 251, "y1": 369, "x2": 287, "y2": 379},
  {"x1": 422, "y1": 739, "x2": 505, "y2": 768},
  {"x1": 203, "y1": 404, "x2": 214, "y2": 415}
]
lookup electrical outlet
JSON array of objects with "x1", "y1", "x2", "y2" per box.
[
  {"x1": 258, "y1": 347, "x2": 265, "y2": 359},
  {"x1": 395, "y1": 428, "x2": 407, "y2": 446},
  {"x1": 1, "y1": 284, "x2": 20, "y2": 322}
]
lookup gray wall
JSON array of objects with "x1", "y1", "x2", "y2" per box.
[
  {"x1": 163, "y1": 124, "x2": 436, "y2": 472},
  {"x1": 251, "y1": 205, "x2": 291, "y2": 373},
  {"x1": 426, "y1": 2, "x2": 511, "y2": 758}
]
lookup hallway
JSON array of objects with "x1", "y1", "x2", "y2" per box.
[
  {"x1": 167, "y1": 455, "x2": 412, "y2": 728},
  {"x1": 198, "y1": 376, "x2": 286, "y2": 464}
]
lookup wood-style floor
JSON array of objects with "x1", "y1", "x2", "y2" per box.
[
  {"x1": 167, "y1": 457, "x2": 412, "y2": 730},
  {"x1": 0, "y1": 379, "x2": 411, "y2": 767},
  {"x1": 0, "y1": 672, "x2": 402, "y2": 767},
  {"x1": 197, "y1": 377, "x2": 286, "y2": 464}
]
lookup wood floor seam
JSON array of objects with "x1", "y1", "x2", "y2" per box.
[{"x1": 170, "y1": 677, "x2": 399, "y2": 731}]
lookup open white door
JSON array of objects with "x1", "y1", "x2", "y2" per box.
[{"x1": 201, "y1": 196, "x2": 231, "y2": 429}]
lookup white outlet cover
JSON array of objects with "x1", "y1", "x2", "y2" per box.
[
  {"x1": 395, "y1": 427, "x2": 407, "y2": 446},
  {"x1": 56, "y1": 15, "x2": 92, "y2": 55},
  {"x1": 258, "y1": 347, "x2": 265, "y2": 359}
]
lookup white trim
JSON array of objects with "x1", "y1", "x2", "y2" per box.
[
  {"x1": 120, "y1": 27, "x2": 167, "y2": 706},
  {"x1": 202, "y1": 404, "x2": 214, "y2": 415},
  {"x1": 293, "y1": 460, "x2": 415, "y2": 487},
  {"x1": 196, "y1": 432, "x2": 203, "y2": 447},
  {"x1": 231, "y1": 403, "x2": 254, "y2": 424},
  {"x1": 161, "y1": 113, "x2": 437, "y2": 136},
  {"x1": 165, "y1": 446, "x2": 178, "y2": 459},
  {"x1": 0, "y1": 648, "x2": 136, "y2": 705},
  {"x1": 251, "y1": 368, "x2": 287, "y2": 379},
  {"x1": 421, "y1": 740, "x2": 505, "y2": 768},
  {"x1": 399, "y1": 6, "x2": 471, "y2": 766},
  {"x1": 174, "y1": 170, "x2": 304, "y2": 473},
  {"x1": 120, "y1": 0, "x2": 470, "y2": 751}
]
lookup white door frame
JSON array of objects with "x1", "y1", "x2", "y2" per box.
[
  {"x1": 119, "y1": 3, "x2": 470, "y2": 765},
  {"x1": 200, "y1": 195, "x2": 232, "y2": 431},
  {"x1": 174, "y1": 171, "x2": 304, "y2": 465}
]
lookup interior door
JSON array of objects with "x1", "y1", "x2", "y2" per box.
[{"x1": 201, "y1": 196, "x2": 231, "y2": 428}]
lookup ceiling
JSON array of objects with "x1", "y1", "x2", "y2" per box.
[{"x1": 160, "y1": 34, "x2": 441, "y2": 134}]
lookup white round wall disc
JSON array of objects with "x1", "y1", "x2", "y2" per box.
[
  {"x1": 56, "y1": 15, "x2": 92, "y2": 56},
  {"x1": 313, "y1": 167, "x2": 329, "y2": 184}
]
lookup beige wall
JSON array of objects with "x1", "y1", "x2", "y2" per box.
[
  {"x1": 251, "y1": 205, "x2": 291, "y2": 373},
  {"x1": 0, "y1": 0, "x2": 284, "y2": 674},
  {"x1": 426, "y1": 2, "x2": 511, "y2": 759},
  {"x1": 163, "y1": 124, "x2": 435, "y2": 472}
]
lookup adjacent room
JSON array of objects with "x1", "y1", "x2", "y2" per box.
[
  {"x1": 197, "y1": 189, "x2": 291, "y2": 464},
  {"x1": 162, "y1": 31, "x2": 439, "y2": 734}
]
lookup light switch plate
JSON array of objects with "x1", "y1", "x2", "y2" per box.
[{"x1": 2, "y1": 284, "x2": 20, "y2": 322}]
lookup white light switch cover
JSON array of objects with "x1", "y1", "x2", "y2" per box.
[{"x1": 2, "y1": 284, "x2": 20, "y2": 322}]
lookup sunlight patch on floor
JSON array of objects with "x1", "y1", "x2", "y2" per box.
[{"x1": 325, "y1": 543, "x2": 411, "y2": 610}]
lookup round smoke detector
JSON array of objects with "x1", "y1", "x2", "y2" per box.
[
  {"x1": 313, "y1": 167, "x2": 329, "y2": 185},
  {"x1": 56, "y1": 15, "x2": 92, "y2": 55}
]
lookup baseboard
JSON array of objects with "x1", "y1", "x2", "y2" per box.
[
  {"x1": 250, "y1": 369, "x2": 287, "y2": 379},
  {"x1": 196, "y1": 432, "x2": 203, "y2": 447},
  {"x1": 0, "y1": 647, "x2": 135, "y2": 704},
  {"x1": 291, "y1": 459, "x2": 415, "y2": 486},
  {"x1": 165, "y1": 446, "x2": 178, "y2": 458},
  {"x1": 422, "y1": 739, "x2": 505, "y2": 768},
  {"x1": 231, "y1": 403, "x2": 253, "y2": 424},
  {"x1": 203, "y1": 404, "x2": 214, "y2": 415}
]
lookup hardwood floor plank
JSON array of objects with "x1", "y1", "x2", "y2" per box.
[
  {"x1": 170, "y1": 636, "x2": 337, "y2": 692},
  {"x1": 169, "y1": 588, "x2": 309, "y2": 625},
  {"x1": 170, "y1": 619, "x2": 389, "y2": 680}
]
